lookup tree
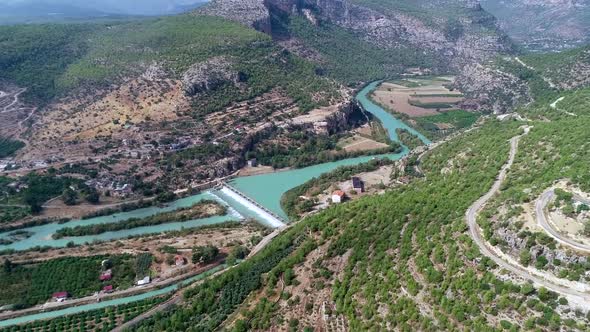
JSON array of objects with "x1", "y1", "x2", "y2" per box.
[
  {"x1": 84, "y1": 188, "x2": 100, "y2": 204},
  {"x1": 519, "y1": 250, "x2": 532, "y2": 266},
  {"x1": 62, "y1": 188, "x2": 78, "y2": 205},
  {"x1": 521, "y1": 283, "x2": 535, "y2": 295},
  {"x1": 3, "y1": 258, "x2": 12, "y2": 273},
  {"x1": 192, "y1": 246, "x2": 219, "y2": 264},
  {"x1": 535, "y1": 256, "x2": 549, "y2": 269}
]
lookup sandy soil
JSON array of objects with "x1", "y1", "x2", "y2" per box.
[
  {"x1": 290, "y1": 104, "x2": 341, "y2": 125},
  {"x1": 521, "y1": 202, "x2": 541, "y2": 232},
  {"x1": 237, "y1": 165, "x2": 276, "y2": 177},
  {"x1": 548, "y1": 209, "x2": 590, "y2": 247},
  {"x1": 550, "y1": 211, "x2": 585, "y2": 235},
  {"x1": 338, "y1": 134, "x2": 389, "y2": 152}
]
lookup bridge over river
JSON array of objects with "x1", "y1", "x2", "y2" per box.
[{"x1": 0, "y1": 80, "x2": 431, "y2": 328}]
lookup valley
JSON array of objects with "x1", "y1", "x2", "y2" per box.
[{"x1": 0, "y1": 0, "x2": 589, "y2": 331}]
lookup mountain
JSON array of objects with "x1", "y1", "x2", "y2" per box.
[
  {"x1": 456, "y1": 45, "x2": 590, "y2": 113},
  {"x1": 0, "y1": 0, "x2": 208, "y2": 24},
  {"x1": 481, "y1": 0, "x2": 590, "y2": 52},
  {"x1": 130, "y1": 47, "x2": 590, "y2": 332},
  {"x1": 197, "y1": 0, "x2": 516, "y2": 83},
  {"x1": 0, "y1": 2, "x2": 112, "y2": 24},
  {"x1": 0, "y1": 14, "x2": 345, "y2": 190}
]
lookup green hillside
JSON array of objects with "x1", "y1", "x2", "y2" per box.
[
  {"x1": 0, "y1": 15, "x2": 336, "y2": 111},
  {"x1": 522, "y1": 46, "x2": 590, "y2": 86},
  {"x1": 273, "y1": 15, "x2": 438, "y2": 85},
  {"x1": 126, "y1": 43, "x2": 590, "y2": 330}
]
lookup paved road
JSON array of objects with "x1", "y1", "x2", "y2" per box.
[
  {"x1": 466, "y1": 127, "x2": 590, "y2": 307},
  {"x1": 536, "y1": 189, "x2": 590, "y2": 252}
]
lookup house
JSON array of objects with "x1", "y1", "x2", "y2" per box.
[
  {"x1": 52, "y1": 291, "x2": 69, "y2": 302},
  {"x1": 175, "y1": 255, "x2": 186, "y2": 266},
  {"x1": 136, "y1": 276, "x2": 151, "y2": 286},
  {"x1": 102, "y1": 285, "x2": 114, "y2": 293},
  {"x1": 247, "y1": 159, "x2": 257, "y2": 167},
  {"x1": 100, "y1": 269, "x2": 112, "y2": 281},
  {"x1": 351, "y1": 177, "x2": 364, "y2": 193},
  {"x1": 113, "y1": 183, "x2": 133, "y2": 198},
  {"x1": 331, "y1": 190, "x2": 345, "y2": 204}
]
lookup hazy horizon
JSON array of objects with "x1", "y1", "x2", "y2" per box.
[{"x1": 0, "y1": 0, "x2": 209, "y2": 16}]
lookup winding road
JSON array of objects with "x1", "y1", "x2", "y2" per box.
[
  {"x1": 466, "y1": 126, "x2": 590, "y2": 309},
  {"x1": 536, "y1": 189, "x2": 590, "y2": 252}
]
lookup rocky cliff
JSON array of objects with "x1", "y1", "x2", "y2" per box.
[
  {"x1": 196, "y1": 0, "x2": 514, "y2": 72},
  {"x1": 197, "y1": 0, "x2": 272, "y2": 33},
  {"x1": 481, "y1": 0, "x2": 590, "y2": 51},
  {"x1": 181, "y1": 56, "x2": 243, "y2": 96}
]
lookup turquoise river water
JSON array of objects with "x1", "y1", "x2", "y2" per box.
[{"x1": 0, "y1": 81, "x2": 431, "y2": 327}]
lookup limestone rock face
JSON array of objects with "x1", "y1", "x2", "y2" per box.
[
  {"x1": 196, "y1": 0, "x2": 512, "y2": 70},
  {"x1": 196, "y1": 0, "x2": 271, "y2": 32},
  {"x1": 181, "y1": 57, "x2": 241, "y2": 96},
  {"x1": 454, "y1": 62, "x2": 531, "y2": 114}
]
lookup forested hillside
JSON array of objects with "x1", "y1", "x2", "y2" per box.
[
  {"x1": 131, "y1": 87, "x2": 590, "y2": 331},
  {"x1": 0, "y1": 15, "x2": 335, "y2": 109},
  {"x1": 456, "y1": 44, "x2": 590, "y2": 113},
  {"x1": 272, "y1": 15, "x2": 439, "y2": 84},
  {"x1": 201, "y1": 0, "x2": 514, "y2": 81}
]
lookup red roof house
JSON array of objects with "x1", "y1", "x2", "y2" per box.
[
  {"x1": 100, "y1": 269, "x2": 112, "y2": 281},
  {"x1": 331, "y1": 190, "x2": 346, "y2": 203},
  {"x1": 52, "y1": 291, "x2": 69, "y2": 301},
  {"x1": 102, "y1": 285, "x2": 114, "y2": 293}
]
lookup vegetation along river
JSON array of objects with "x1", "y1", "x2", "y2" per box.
[
  {"x1": 0, "y1": 81, "x2": 430, "y2": 250},
  {"x1": 0, "y1": 81, "x2": 432, "y2": 327}
]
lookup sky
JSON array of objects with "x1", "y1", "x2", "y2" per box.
[{"x1": 0, "y1": 0, "x2": 209, "y2": 16}]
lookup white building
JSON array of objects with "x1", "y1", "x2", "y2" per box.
[
  {"x1": 136, "y1": 276, "x2": 151, "y2": 286},
  {"x1": 332, "y1": 190, "x2": 345, "y2": 204}
]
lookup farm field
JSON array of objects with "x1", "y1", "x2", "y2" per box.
[
  {"x1": 370, "y1": 77, "x2": 479, "y2": 140},
  {"x1": 370, "y1": 76, "x2": 463, "y2": 117},
  {"x1": 412, "y1": 110, "x2": 480, "y2": 140}
]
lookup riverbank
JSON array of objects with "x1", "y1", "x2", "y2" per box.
[
  {"x1": 0, "y1": 264, "x2": 228, "y2": 328},
  {"x1": 0, "y1": 80, "x2": 428, "y2": 328},
  {"x1": 0, "y1": 261, "x2": 224, "y2": 323}
]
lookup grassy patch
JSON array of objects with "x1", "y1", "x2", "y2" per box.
[
  {"x1": 396, "y1": 128, "x2": 424, "y2": 150},
  {"x1": 0, "y1": 137, "x2": 25, "y2": 158},
  {"x1": 414, "y1": 109, "x2": 480, "y2": 140}
]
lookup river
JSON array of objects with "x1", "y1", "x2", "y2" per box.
[
  {"x1": 0, "y1": 81, "x2": 429, "y2": 251},
  {"x1": 0, "y1": 81, "x2": 431, "y2": 327},
  {"x1": 0, "y1": 264, "x2": 226, "y2": 328}
]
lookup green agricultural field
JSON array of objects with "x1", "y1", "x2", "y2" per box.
[
  {"x1": 0, "y1": 254, "x2": 150, "y2": 309},
  {"x1": 0, "y1": 137, "x2": 25, "y2": 158},
  {"x1": 0, "y1": 296, "x2": 167, "y2": 332},
  {"x1": 407, "y1": 100, "x2": 457, "y2": 109},
  {"x1": 414, "y1": 109, "x2": 480, "y2": 140}
]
